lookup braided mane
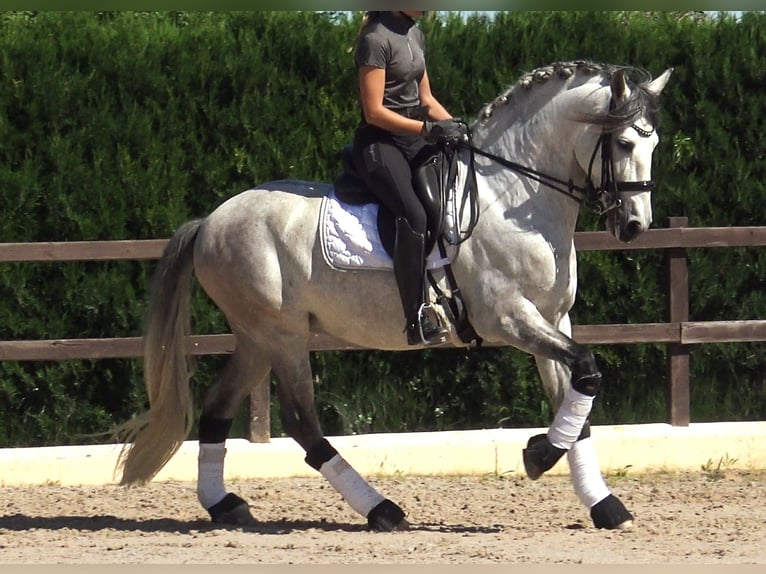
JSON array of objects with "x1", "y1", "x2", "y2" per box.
[{"x1": 476, "y1": 60, "x2": 661, "y2": 132}]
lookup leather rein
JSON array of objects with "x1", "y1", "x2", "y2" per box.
[{"x1": 457, "y1": 98, "x2": 656, "y2": 218}]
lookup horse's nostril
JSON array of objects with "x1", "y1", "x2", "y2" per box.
[{"x1": 623, "y1": 220, "x2": 643, "y2": 241}]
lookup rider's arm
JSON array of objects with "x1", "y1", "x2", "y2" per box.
[
  {"x1": 419, "y1": 69, "x2": 451, "y2": 122},
  {"x1": 358, "y1": 66, "x2": 429, "y2": 136}
]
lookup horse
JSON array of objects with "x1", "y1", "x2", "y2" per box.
[{"x1": 115, "y1": 61, "x2": 672, "y2": 532}]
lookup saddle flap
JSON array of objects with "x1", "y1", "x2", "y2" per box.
[{"x1": 411, "y1": 146, "x2": 446, "y2": 242}]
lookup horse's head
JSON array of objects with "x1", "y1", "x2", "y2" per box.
[
  {"x1": 468, "y1": 62, "x2": 673, "y2": 244},
  {"x1": 575, "y1": 67, "x2": 673, "y2": 242}
]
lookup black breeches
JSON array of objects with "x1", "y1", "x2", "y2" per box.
[{"x1": 352, "y1": 125, "x2": 428, "y2": 235}]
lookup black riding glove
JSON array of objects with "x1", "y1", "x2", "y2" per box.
[{"x1": 422, "y1": 118, "x2": 468, "y2": 146}]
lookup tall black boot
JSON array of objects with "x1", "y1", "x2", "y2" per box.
[{"x1": 393, "y1": 217, "x2": 448, "y2": 346}]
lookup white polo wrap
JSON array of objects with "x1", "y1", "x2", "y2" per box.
[
  {"x1": 197, "y1": 442, "x2": 228, "y2": 509},
  {"x1": 547, "y1": 386, "x2": 594, "y2": 450},
  {"x1": 320, "y1": 454, "x2": 385, "y2": 517},
  {"x1": 568, "y1": 437, "x2": 611, "y2": 508}
]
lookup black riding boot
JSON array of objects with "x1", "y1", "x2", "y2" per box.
[{"x1": 393, "y1": 217, "x2": 448, "y2": 346}]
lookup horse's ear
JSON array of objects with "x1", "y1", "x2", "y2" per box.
[
  {"x1": 610, "y1": 69, "x2": 629, "y2": 102},
  {"x1": 645, "y1": 67, "x2": 673, "y2": 97}
]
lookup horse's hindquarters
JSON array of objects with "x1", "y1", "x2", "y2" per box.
[{"x1": 193, "y1": 186, "x2": 322, "y2": 324}]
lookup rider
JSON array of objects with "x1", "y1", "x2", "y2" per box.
[{"x1": 351, "y1": 11, "x2": 467, "y2": 346}]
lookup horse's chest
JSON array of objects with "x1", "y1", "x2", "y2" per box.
[{"x1": 519, "y1": 238, "x2": 577, "y2": 311}]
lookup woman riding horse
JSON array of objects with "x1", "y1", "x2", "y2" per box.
[
  {"x1": 116, "y1": 60, "x2": 672, "y2": 532},
  {"x1": 352, "y1": 11, "x2": 467, "y2": 345}
]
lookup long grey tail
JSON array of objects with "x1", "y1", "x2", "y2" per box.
[{"x1": 114, "y1": 219, "x2": 203, "y2": 485}]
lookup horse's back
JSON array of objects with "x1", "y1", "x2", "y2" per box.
[
  {"x1": 199, "y1": 180, "x2": 328, "y2": 253},
  {"x1": 204, "y1": 179, "x2": 329, "y2": 234}
]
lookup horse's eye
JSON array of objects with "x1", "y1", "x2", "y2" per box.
[{"x1": 616, "y1": 139, "x2": 635, "y2": 152}]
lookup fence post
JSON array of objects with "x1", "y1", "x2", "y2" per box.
[
  {"x1": 248, "y1": 381, "x2": 271, "y2": 442},
  {"x1": 666, "y1": 216, "x2": 690, "y2": 426}
]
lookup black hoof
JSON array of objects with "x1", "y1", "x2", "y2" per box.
[
  {"x1": 522, "y1": 433, "x2": 566, "y2": 481},
  {"x1": 367, "y1": 499, "x2": 409, "y2": 532},
  {"x1": 207, "y1": 493, "x2": 255, "y2": 526},
  {"x1": 591, "y1": 494, "x2": 634, "y2": 529}
]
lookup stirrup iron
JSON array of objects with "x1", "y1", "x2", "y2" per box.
[{"x1": 414, "y1": 303, "x2": 447, "y2": 345}]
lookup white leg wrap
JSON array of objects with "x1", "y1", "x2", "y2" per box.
[
  {"x1": 568, "y1": 437, "x2": 611, "y2": 508},
  {"x1": 547, "y1": 386, "x2": 594, "y2": 450},
  {"x1": 319, "y1": 454, "x2": 385, "y2": 517},
  {"x1": 197, "y1": 442, "x2": 228, "y2": 509}
]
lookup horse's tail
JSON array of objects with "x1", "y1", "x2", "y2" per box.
[{"x1": 114, "y1": 219, "x2": 203, "y2": 485}]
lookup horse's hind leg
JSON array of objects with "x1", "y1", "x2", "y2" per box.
[
  {"x1": 533, "y1": 314, "x2": 633, "y2": 530},
  {"x1": 196, "y1": 330, "x2": 270, "y2": 525},
  {"x1": 268, "y1": 334, "x2": 408, "y2": 532}
]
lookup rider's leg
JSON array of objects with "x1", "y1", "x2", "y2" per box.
[
  {"x1": 393, "y1": 216, "x2": 447, "y2": 345},
  {"x1": 352, "y1": 132, "x2": 446, "y2": 345}
]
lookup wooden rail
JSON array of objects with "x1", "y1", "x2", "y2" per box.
[
  {"x1": 3, "y1": 321, "x2": 765, "y2": 361},
  {"x1": 2, "y1": 224, "x2": 764, "y2": 263},
  {"x1": 1, "y1": 217, "x2": 765, "y2": 437}
]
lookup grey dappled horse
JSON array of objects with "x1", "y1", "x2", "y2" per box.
[{"x1": 116, "y1": 61, "x2": 672, "y2": 532}]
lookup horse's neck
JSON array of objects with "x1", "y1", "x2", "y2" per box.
[{"x1": 464, "y1": 91, "x2": 588, "y2": 239}]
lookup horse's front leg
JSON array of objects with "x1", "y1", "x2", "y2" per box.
[
  {"x1": 479, "y1": 297, "x2": 631, "y2": 528},
  {"x1": 483, "y1": 298, "x2": 601, "y2": 472},
  {"x1": 270, "y1": 335, "x2": 408, "y2": 532},
  {"x1": 522, "y1": 305, "x2": 600, "y2": 478},
  {"x1": 534, "y1": 315, "x2": 633, "y2": 530}
]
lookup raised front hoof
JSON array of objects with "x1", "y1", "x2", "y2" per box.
[
  {"x1": 207, "y1": 493, "x2": 255, "y2": 526},
  {"x1": 522, "y1": 433, "x2": 566, "y2": 481},
  {"x1": 590, "y1": 494, "x2": 634, "y2": 530},
  {"x1": 367, "y1": 499, "x2": 409, "y2": 532}
]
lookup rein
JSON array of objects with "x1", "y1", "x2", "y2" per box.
[{"x1": 456, "y1": 102, "x2": 656, "y2": 217}]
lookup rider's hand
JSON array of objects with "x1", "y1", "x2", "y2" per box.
[{"x1": 422, "y1": 118, "x2": 469, "y2": 146}]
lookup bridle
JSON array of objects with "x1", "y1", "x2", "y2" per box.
[
  {"x1": 457, "y1": 97, "x2": 657, "y2": 218},
  {"x1": 582, "y1": 100, "x2": 657, "y2": 216}
]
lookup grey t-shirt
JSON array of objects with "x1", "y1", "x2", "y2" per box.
[{"x1": 355, "y1": 12, "x2": 426, "y2": 113}]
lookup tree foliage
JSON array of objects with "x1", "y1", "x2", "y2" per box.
[{"x1": 0, "y1": 11, "x2": 764, "y2": 446}]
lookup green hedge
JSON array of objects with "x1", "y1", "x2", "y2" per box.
[{"x1": 0, "y1": 11, "x2": 764, "y2": 446}]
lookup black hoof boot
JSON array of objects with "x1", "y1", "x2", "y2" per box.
[
  {"x1": 591, "y1": 494, "x2": 634, "y2": 529},
  {"x1": 367, "y1": 499, "x2": 409, "y2": 532},
  {"x1": 207, "y1": 493, "x2": 255, "y2": 526},
  {"x1": 522, "y1": 434, "x2": 566, "y2": 481}
]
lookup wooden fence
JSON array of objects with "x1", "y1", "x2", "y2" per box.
[{"x1": 1, "y1": 216, "x2": 765, "y2": 440}]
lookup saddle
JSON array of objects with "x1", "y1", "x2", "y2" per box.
[
  {"x1": 333, "y1": 143, "x2": 448, "y2": 258},
  {"x1": 330, "y1": 143, "x2": 481, "y2": 347}
]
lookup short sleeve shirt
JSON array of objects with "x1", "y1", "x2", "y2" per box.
[{"x1": 355, "y1": 12, "x2": 426, "y2": 112}]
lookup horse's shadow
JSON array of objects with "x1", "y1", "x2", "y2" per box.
[{"x1": 0, "y1": 513, "x2": 502, "y2": 535}]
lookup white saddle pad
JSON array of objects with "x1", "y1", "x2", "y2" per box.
[{"x1": 319, "y1": 191, "x2": 457, "y2": 272}]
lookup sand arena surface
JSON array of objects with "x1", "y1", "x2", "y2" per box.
[{"x1": 1, "y1": 470, "x2": 764, "y2": 564}]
